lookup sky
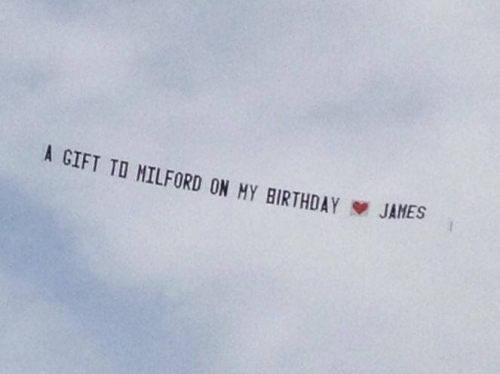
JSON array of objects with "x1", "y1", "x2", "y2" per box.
[{"x1": 1, "y1": 0, "x2": 500, "y2": 372}]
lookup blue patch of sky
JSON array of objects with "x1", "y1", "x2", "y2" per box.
[{"x1": 0, "y1": 179, "x2": 203, "y2": 373}]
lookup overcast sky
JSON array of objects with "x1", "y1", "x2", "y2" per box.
[{"x1": 1, "y1": 0, "x2": 500, "y2": 373}]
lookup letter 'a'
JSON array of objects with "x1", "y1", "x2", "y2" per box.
[{"x1": 44, "y1": 144, "x2": 52, "y2": 162}]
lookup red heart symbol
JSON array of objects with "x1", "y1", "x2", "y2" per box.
[{"x1": 352, "y1": 201, "x2": 368, "y2": 214}]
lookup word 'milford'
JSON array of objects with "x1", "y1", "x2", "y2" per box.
[{"x1": 136, "y1": 163, "x2": 202, "y2": 191}]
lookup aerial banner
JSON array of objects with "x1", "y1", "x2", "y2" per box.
[{"x1": 42, "y1": 144, "x2": 428, "y2": 221}]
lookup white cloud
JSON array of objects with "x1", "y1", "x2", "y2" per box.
[{"x1": 1, "y1": 0, "x2": 500, "y2": 372}]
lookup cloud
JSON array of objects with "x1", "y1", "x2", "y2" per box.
[
  {"x1": 0, "y1": 272, "x2": 117, "y2": 374},
  {"x1": 1, "y1": 0, "x2": 500, "y2": 372}
]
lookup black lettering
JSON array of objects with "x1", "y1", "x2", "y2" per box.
[
  {"x1": 164, "y1": 169, "x2": 174, "y2": 186},
  {"x1": 417, "y1": 206, "x2": 426, "y2": 219},
  {"x1": 389, "y1": 204, "x2": 397, "y2": 219},
  {"x1": 379, "y1": 203, "x2": 389, "y2": 219},
  {"x1": 239, "y1": 184, "x2": 258, "y2": 201},
  {"x1": 174, "y1": 172, "x2": 183, "y2": 188},
  {"x1": 300, "y1": 193, "x2": 310, "y2": 210},
  {"x1": 407, "y1": 205, "x2": 416, "y2": 219},
  {"x1": 81, "y1": 153, "x2": 91, "y2": 170},
  {"x1": 267, "y1": 188, "x2": 276, "y2": 204},
  {"x1": 210, "y1": 178, "x2": 219, "y2": 195},
  {"x1": 281, "y1": 190, "x2": 291, "y2": 206},
  {"x1": 146, "y1": 166, "x2": 156, "y2": 184},
  {"x1": 310, "y1": 195, "x2": 319, "y2": 211},
  {"x1": 117, "y1": 160, "x2": 127, "y2": 177},
  {"x1": 183, "y1": 173, "x2": 193, "y2": 190},
  {"x1": 210, "y1": 178, "x2": 229, "y2": 196},
  {"x1": 110, "y1": 159, "x2": 119, "y2": 176},
  {"x1": 320, "y1": 197, "x2": 328, "y2": 213},
  {"x1": 238, "y1": 183, "x2": 249, "y2": 200},
  {"x1": 136, "y1": 164, "x2": 147, "y2": 182},
  {"x1": 155, "y1": 167, "x2": 163, "y2": 186},
  {"x1": 219, "y1": 179, "x2": 229, "y2": 196},
  {"x1": 192, "y1": 175, "x2": 202, "y2": 191},
  {"x1": 72, "y1": 151, "x2": 82, "y2": 168},
  {"x1": 249, "y1": 184, "x2": 258, "y2": 201},
  {"x1": 331, "y1": 197, "x2": 340, "y2": 214},
  {"x1": 397, "y1": 204, "x2": 407, "y2": 219},
  {"x1": 44, "y1": 145, "x2": 52, "y2": 162},
  {"x1": 63, "y1": 149, "x2": 72, "y2": 166}
]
